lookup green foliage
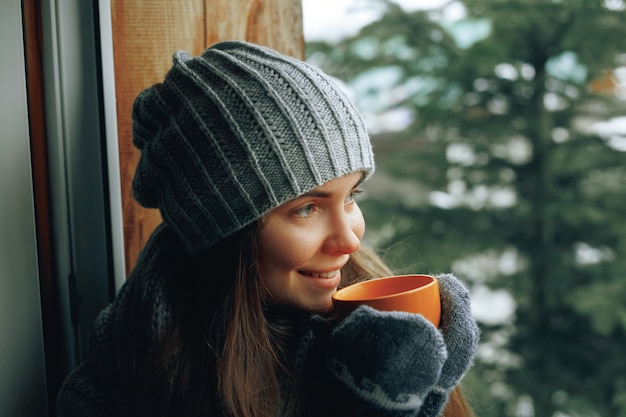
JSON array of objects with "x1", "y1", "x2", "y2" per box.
[{"x1": 307, "y1": 1, "x2": 626, "y2": 416}]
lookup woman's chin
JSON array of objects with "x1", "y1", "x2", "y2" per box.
[
  {"x1": 306, "y1": 298, "x2": 335, "y2": 315},
  {"x1": 267, "y1": 294, "x2": 335, "y2": 315}
]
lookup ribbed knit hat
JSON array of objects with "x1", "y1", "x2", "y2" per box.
[{"x1": 132, "y1": 40, "x2": 375, "y2": 254}]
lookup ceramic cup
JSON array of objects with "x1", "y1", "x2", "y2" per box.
[{"x1": 332, "y1": 274, "x2": 441, "y2": 327}]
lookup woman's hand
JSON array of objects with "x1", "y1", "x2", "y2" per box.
[
  {"x1": 326, "y1": 274, "x2": 479, "y2": 417},
  {"x1": 328, "y1": 305, "x2": 446, "y2": 414},
  {"x1": 417, "y1": 273, "x2": 480, "y2": 417}
]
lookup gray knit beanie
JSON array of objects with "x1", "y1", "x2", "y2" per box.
[{"x1": 131, "y1": 41, "x2": 375, "y2": 254}]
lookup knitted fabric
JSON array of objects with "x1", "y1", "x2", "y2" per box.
[
  {"x1": 417, "y1": 274, "x2": 480, "y2": 417},
  {"x1": 57, "y1": 224, "x2": 181, "y2": 416},
  {"x1": 328, "y1": 306, "x2": 446, "y2": 411},
  {"x1": 325, "y1": 275, "x2": 479, "y2": 417},
  {"x1": 132, "y1": 41, "x2": 375, "y2": 254}
]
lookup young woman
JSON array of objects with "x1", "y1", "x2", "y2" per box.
[{"x1": 57, "y1": 40, "x2": 479, "y2": 417}]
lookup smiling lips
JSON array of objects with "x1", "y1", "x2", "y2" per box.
[{"x1": 300, "y1": 269, "x2": 341, "y2": 279}]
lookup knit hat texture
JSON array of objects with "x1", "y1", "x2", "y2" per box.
[{"x1": 132, "y1": 40, "x2": 375, "y2": 253}]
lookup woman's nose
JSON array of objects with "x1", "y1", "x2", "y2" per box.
[{"x1": 323, "y1": 211, "x2": 364, "y2": 255}]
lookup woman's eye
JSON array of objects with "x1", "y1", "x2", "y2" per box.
[
  {"x1": 346, "y1": 189, "x2": 363, "y2": 204},
  {"x1": 293, "y1": 204, "x2": 315, "y2": 218}
]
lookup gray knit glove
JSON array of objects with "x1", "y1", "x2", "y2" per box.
[
  {"x1": 327, "y1": 274, "x2": 479, "y2": 417},
  {"x1": 417, "y1": 273, "x2": 480, "y2": 417}
]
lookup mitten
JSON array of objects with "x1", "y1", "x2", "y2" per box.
[
  {"x1": 327, "y1": 305, "x2": 448, "y2": 416},
  {"x1": 417, "y1": 273, "x2": 480, "y2": 417}
]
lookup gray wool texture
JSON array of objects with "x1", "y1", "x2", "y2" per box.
[
  {"x1": 327, "y1": 274, "x2": 480, "y2": 417},
  {"x1": 131, "y1": 41, "x2": 375, "y2": 253}
]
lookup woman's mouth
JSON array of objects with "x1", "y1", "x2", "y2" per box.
[{"x1": 299, "y1": 269, "x2": 341, "y2": 279}]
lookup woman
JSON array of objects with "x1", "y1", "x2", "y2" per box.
[{"x1": 57, "y1": 40, "x2": 479, "y2": 417}]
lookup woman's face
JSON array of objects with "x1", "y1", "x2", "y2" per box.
[{"x1": 258, "y1": 172, "x2": 365, "y2": 313}]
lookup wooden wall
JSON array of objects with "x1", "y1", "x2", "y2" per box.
[{"x1": 110, "y1": 0, "x2": 304, "y2": 274}]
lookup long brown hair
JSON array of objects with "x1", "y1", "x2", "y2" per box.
[
  {"x1": 146, "y1": 223, "x2": 474, "y2": 417},
  {"x1": 142, "y1": 223, "x2": 284, "y2": 417}
]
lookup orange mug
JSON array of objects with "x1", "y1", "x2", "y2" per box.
[{"x1": 332, "y1": 274, "x2": 441, "y2": 327}]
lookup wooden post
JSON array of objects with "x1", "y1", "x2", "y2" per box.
[{"x1": 110, "y1": 0, "x2": 304, "y2": 274}]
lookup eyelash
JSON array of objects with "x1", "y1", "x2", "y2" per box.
[
  {"x1": 346, "y1": 189, "x2": 363, "y2": 203},
  {"x1": 292, "y1": 189, "x2": 363, "y2": 218}
]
